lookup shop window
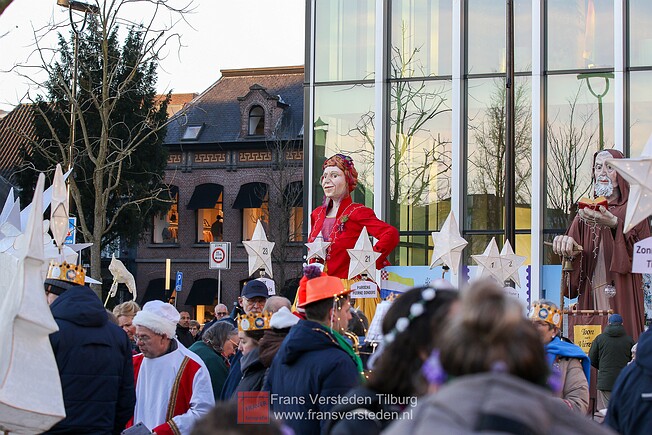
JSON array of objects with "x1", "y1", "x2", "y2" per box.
[
  {"x1": 187, "y1": 183, "x2": 224, "y2": 243},
  {"x1": 153, "y1": 186, "x2": 179, "y2": 243},
  {"x1": 233, "y1": 182, "x2": 269, "y2": 240},
  {"x1": 248, "y1": 106, "x2": 265, "y2": 135}
]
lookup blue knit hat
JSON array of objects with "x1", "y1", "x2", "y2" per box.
[{"x1": 609, "y1": 313, "x2": 623, "y2": 325}]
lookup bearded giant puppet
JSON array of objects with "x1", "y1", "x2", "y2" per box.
[{"x1": 553, "y1": 149, "x2": 650, "y2": 340}]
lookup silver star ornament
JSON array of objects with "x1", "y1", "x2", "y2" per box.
[
  {"x1": 243, "y1": 220, "x2": 275, "y2": 278},
  {"x1": 430, "y1": 211, "x2": 468, "y2": 275},
  {"x1": 347, "y1": 226, "x2": 381, "y2": 280}
]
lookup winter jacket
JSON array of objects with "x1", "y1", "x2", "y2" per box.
[
  {"x1": 258, "y1": 328, "x2": 291, "y2": 368},
  {"x1": 44, "y1": 285, "x2": 135, "y2": 434},
  {"x1": 384, "y1": 373, "x2": 615, "y2": 435},
  {"x1": 235, "y1": 347, "x2": 266, "y2": 393},
  {"x1": 588, "y1": 324, "x2": 634, "y2": 391},
  {"x1": 188, "y1": 340, "x2": 229, "y2": 402},
  {"x1": 606, "y1": 329, "x2": 652, "y2": 434},
  {"x1": 546, "y1": 336, "x2": 590, "y2": 413},
  {"x1": 175, "y1": 324, "x2": 195, "y2": 348},
  {"x1": 264, "y1": 319, "x2": 361, "y2": 435}
]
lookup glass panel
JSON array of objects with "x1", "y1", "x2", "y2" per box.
[
  {"x1": 196, "y1": 193, "x2": 223, "y2": 243},
  {"x1": 466, "y1": 0, "x2": 531, "y2": 74},
  {"x1": 390, "y1": 0, "x2": 452, "y2": 77},
  {"x1": 547, "y1": 0, "x2": 613, "y2": 70},
  {"x1": 629, "y1": 71, "x2": 652, "y2": 157},
  {"x1": 153, "y1": 191, "x2": 178, "y2": 243},
  {"x1": 313, "y1": 84, "x2": 375, "y2": 209},
  {"x1": 315, "y1": 0, "x2": 375, "y2": 82},
  {"x1": 394, "y1": 233, "x2": 433, "y2": 266},
  {"x1": 629, "y1": 0, "x2": 652, "y2": 67},
  {"x1": 243, "y1": 201, "x2": 269, "y2": 241},
  {"x1": 544, "y1": 74, "x2": 614, "y2": 239},
  {"x1": 289, "y1": 207, "x2": 304, "y2": 242},
  {"x1": 388, "y1": 79, "x2": 452, "y2": 234},
  {"x1": 466, "y1": 77, "x2": 532, "y2": 232}
]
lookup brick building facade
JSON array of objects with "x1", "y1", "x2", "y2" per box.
[{"x1": 134, "y1": 66, "x2": 305, "y2": 322}]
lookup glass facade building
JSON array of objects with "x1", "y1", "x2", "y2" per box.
[{"x1": 304, "y1": 0, "x2": 652, "y2": 300}]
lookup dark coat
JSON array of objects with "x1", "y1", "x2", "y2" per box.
[
  {"x1": 235, "y1": 347, "x2": 266, "y2": 393},
  {"x1": 44, "y1": 285, "x2": 135, "y2": 434},
  {"x1": 606, "y1": 329, "x2": 652, "y2": 434},
  {"x1": 188, "y1": 341, "x2": 229, "y2": 402},
  {"x1": 258, "y1": 328, "x2": 290, "y2": 368},
  {"x1": 176, "y1": 324, "x2": 195, "y2": 348},
  {"x1": 589, "y1": 324, "x2": 635, "y2": 391},
  {"x1": 220, "y1": 351, "x2": 242, "y2": 400},
  {"x1": 326, "y1": 386, "x2": 404, "y2": 435},
  {"x1": 264, "y1": 319, "x2": 361, "y2": 435}
]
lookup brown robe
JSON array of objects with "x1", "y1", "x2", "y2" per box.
[{"x1": 562, "y1": 149, "x2": 649, "y2": 340}]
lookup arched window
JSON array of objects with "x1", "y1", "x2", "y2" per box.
[{"x1": 248, "y1": 106, "x2": 265, "y2": 135}]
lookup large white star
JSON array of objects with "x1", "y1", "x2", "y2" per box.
[
  {"x1": 471, "y1": 237, "x2": 503, "y2": 282},
  {"x1": 305, "y1": 232, "x2": 331, "y2": 262},
  {"x1": 607, "y1": 139, "x2": 652, "y2": 234},
  {"x1": 347, "y1": 226, "x2": 381, "y2": 279},
  {"x1": 499, "y1": 239, "x2": 527, "y2": 286},
  {"x1": 430, "y1": 212, "x2": 468, "y2": 275},
  {"x1": 243, "y1": 220, "x2": 275, "y2": 278},
  {"x1": 50, "y1": 164, "x2": 69, "y2": 248}
]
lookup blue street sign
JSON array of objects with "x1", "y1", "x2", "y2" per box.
[{"x1": 175, "y1": 271, "x2": 183, "y2": 292}]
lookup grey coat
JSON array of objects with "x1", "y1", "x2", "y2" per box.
[{"x1": 384, "y1": 373, "x2": 615, "y2": 435}]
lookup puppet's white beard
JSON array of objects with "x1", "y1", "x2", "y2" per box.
[{"x1": 594, "y1": 177, "x2": 614, "y2": 198}]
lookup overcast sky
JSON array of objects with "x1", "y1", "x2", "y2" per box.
[{"x1": 0, "y1": 0, "x2": 305, "y2": 112}]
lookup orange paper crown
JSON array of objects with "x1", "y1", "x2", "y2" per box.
[
  {"x1": 237, "y1": 312, "x2": 272, "y2": 332},
  {"x1": 46, "y1": 260, "x2": 86, "y2": 286},
  {"x1": 529, "y1": 301, "x2": 562, "y2": 329}
]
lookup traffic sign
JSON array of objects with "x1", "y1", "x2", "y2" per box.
[
  {"x1": 210, "y1": 242, "x2": 231, "y2": 270},
  {"x1": 175, "y1": 271, "x2": 183, "y2": 292}
]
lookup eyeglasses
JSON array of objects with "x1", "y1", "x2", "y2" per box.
[
  {"x1": 215, "y1": 312, "x2": 229, "y2": 317},
  {"x1": 228, "y1": 339, "x2": 240, "y2": 348},
  {"x1": 242, "y1": 297, "x2": 266, "y2": 307},
  {"x1": 134, "y1": 334, "x2": 152, "y2": 344}
]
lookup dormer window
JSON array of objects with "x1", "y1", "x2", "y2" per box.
[
  {"x1": 248, "y1": 106, "x2": 265, "y2": 135},
  {"x1": 182, "y1": 124, "x2": 203, "y2": 141}
]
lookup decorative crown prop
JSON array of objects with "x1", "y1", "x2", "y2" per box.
[
  {"x1": 46, "y1": 260, "x2": 86, "y2": 286},
  {"x1": 529, "y1": 301, "x2": 562, "y2": 329},
  {"x1": 237, "y1": 312, "x2": 272, "y2": 332}
]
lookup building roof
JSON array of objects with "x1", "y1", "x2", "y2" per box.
[
  {"x1": 154, "y1": 93, "x2": 198, "y2": 118},
  {"x1": 165, "y1": 66, "x2": 304, "y2": 145},
  {"x1": 0, "y1": 103, "x2": 36, "y2": 184}
]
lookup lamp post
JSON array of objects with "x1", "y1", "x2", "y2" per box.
[
  {"x1": 576, "y1": 72, "x2": 614, "y2": 151},
  {"x1": 56, "y1": 0, "x2": 99, "y2": 172}
]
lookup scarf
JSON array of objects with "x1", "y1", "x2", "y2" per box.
[{"x1": 545, "y1": 336, "x2": 591, "y2": 382}]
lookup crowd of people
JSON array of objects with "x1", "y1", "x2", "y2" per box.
[{"x1": 33, "y1": 152, "x2": 652, "y2": 434}]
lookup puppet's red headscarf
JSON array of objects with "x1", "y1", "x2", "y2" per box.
[{"x1": 322, "y1": 154, "x2": 358, "y2": 193}]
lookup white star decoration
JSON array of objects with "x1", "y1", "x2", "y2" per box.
[
  {"x1": 500, "y1": 239, "x2": 526, "y2": 286},
  {"x1": 607, "y1": 138, "x2": 652, "y2": 234},
  {"x1": 305, "y1": 232, "x2": 331, "y2": 262},
  {"x1": 471, "y1": 237, "x2": 503, "y2": 282},
  {"x1": 347, "y1": 226, "x2": 381, "y2": 280},
  {"x1": 50, "y1": 164, "x2": 69, "y2": 248},
  {"x1": 430, "y1": 212, "x2": 468, "y2": 275},
  {"x1": 243, "y1": 220, "x2": 275, "y2": 278}
]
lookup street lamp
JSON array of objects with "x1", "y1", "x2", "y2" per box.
[
  {"x1": 577, "y1": 72, "x2": 614, "y2": 151},
  {"x1": 56, "y1": 0, "x2": 99, "y2": 172}
]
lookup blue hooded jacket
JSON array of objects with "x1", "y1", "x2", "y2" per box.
[
  {"x1": 264, "y1": 319, "x2": 360, "y2": 435},
  {"x1": 606, "y1": 329, "x2": 652, "y2": 434},
  {"x1": 545, "y1": 336, "x2": 591, "y2": 382},
  {"x1": 44, "y1": 285, "x2": 135, "y2": 434}
]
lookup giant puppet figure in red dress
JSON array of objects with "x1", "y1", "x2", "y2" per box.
[
  {"x1": 553, "y1": 149, "x2": 650, "y2": 340},
  {"x1": 306, "y1": 154, "x2": 399, "y2": 321}
]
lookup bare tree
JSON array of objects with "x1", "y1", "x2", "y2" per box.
[
  {"x1": 16, "y1": 0, "x2": 193, "y2": 297},
  {"x1": 261, "y1": 127, "x2": 303, "y2": 293},
  {"x1": 546, "y1": 86, "x2": 597, "y2": 230}
]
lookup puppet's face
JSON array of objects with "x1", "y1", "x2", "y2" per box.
[
  {"x1": 594, "y1": 151, "x2": 618, "y2": 198},
  {"x1": 321, "y1": 166, "x2": 348, "y2": 201}
]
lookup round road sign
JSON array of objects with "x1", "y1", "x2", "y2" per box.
[{"x1": 212, "y1": 247, "x2": 225, "y2": 264}]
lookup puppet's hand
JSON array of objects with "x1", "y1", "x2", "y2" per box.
[
  {"x1": 552, "y1": 235, "x2": 581, "y2": 257},
  {"x1": 578, "y1": 206, "x2": 618, "y2": 229}
]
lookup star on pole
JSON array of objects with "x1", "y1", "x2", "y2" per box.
[
  {"x1": 471, "y1": 237, "x2": 503, "y2": 282},
  {"x1": 607, "y1": 137, "x2": 652, "y2": 234},
  {"x1": 50, "y1": 164, "x2": 69, "y2": 248},
  {"x1": 347, "y1": 226, "x2": 381, "y2": 279},
  {"x1": 243, "y1": 220, "x2": 275, "y2": 278},
  {"x1": 430, "y1": 211, "x2": 468, "y2": 275},
  {"x1": 499, "y1": 239, "x2": 526, "y2": 286},
  {"x1": 305, "y1": 232, "x2": 331, "y2": 262}
]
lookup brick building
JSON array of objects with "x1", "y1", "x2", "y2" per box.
[{"x1": 135, "y1": 66, "x2": 305, "y2": 322}]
